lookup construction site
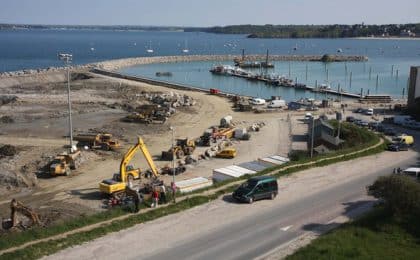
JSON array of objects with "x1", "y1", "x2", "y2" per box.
[
  {"x1": 0, "y1": 68, "x2": 299, "y2": 232},
  {"x1": 0, "y1": 62, "x2": 407, "y2": 235}
]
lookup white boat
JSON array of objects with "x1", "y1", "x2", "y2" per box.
[
  {"x1": 182, "y1": 40, "x2": 189, "y2": 53},
  {"x1": 337, "y1": 48, "x2": 343, "y2": 53},
  {"x1": 146, "y1": 41, "x2": 154, "y2": 53}
]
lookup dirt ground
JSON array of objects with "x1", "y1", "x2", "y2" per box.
[{"x1": 0, "y1": 71, "x2": 296, "y2": 227}]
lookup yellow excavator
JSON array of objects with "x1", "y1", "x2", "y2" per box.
[{"x1": 99, "y1": 136, "x2": 159, "y2": 196}]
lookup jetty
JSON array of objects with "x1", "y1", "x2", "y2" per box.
[{"x1": 209, "y1": 65, "x2": 362, "y2": 99}]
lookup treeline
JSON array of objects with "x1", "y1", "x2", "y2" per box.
[
  {"x1": 0, "y1": 24, "x2": 185, "y2": 31},
  {"x1": 194, "y1": 23, "x2": 420, "y2": 38}
]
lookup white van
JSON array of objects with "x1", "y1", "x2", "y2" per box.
[
  {"x1": 365, "y1": 108, "x2": 374, "y2": 115},
  {"x1": 250, "y1": 98, "x2": 266, "y2": 105},
  {"x1": 267, "y1": 100, "x2": 286, "y2": 108}
]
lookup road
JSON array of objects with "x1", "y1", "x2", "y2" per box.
[{"x1": 44, "y1": 150, "x2": 418, "y2": 260}]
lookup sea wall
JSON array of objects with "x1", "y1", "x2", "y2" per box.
[{"x1": 94, "y1": 54, "x2": 368, "y2": 71}]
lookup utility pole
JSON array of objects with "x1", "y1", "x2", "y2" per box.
[
  {"x1": 170, "y1": 126, "x2": 176, "y2": 203},
  {"x1": 310, "y1": 117, "x2": 315, "y2": 158},
  {"x1": 58, "y1": 53, "x2": 74, "y2": 153}
]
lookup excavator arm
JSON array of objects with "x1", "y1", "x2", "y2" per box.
[
  {"x1": 119, "y1": 137, "x2": 159, "y2": 183},
  {"x1": 138, "y1": 137, "x2": 159, "y2": 178}
]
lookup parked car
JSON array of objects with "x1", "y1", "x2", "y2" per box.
[
  {"x1": 359, "y1": 121, "x2": 369, "y2": 127},
  {"x1": 249, "y1": 98, "x2": 266, "y2": 105},
  {"x1": 232, "y1": 176, "x2": 278, "y2": 204},
  {"x1": 346, "y1": 116, "x2": 355, "y2": 122},
  {"x1": 392, "y1": 135, "x2": 414, "y2": 146},
  {"x1": 354, "y1": 108, "x2": 364, "y2": 113},
  {"x1": 384, "y1": 128, "x2": 397, "y2": 136},
  {"x1": 368, "y1": 121, "x2": 380, "y2": 129},
  {"x1": 387, "y1": 142, "x2": 409, "y2": 151}
]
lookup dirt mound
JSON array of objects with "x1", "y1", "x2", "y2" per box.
[
  {"x1": 0, "y1": 116, "x2": 14, "y2": 123},
  {"x1": 0, "y1": 95, "x2": 18, "y2": 106},
  {"x1": 0, "y1": 145, "x2": 17, "y2": 157},
  {"x1": 71, "y1": 72, "x2": 93, "y2": 81}
]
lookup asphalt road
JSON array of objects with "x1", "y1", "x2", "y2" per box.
[
  {"x1": 141, "y1": 158, "x2": 416, "y2": 260},
  {"x1": 44, "y1": 151, "x2": 418, "y2": 260}
]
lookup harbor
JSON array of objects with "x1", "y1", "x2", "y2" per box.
[{"x1": 209, "y1": 64, "x2": 362, "y2": 99}]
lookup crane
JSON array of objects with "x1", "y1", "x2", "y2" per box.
[{"x1": 99, "y1": 136, "x2": 159, "y2": 196}]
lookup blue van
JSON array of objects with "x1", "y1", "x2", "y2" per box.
[{"x1": 232, "y1": 176, "x2": 278, "y2": 204}]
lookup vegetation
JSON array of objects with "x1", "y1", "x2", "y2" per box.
[
  {"x1": 0, "y1": 126, "x2": 385, "y2": 259},
  {"x1": 198, "y1": 23, "x2": 420, "y2": 38},
  {"x1": 289, "y1": 175, "x2": 420, "y2": 259}
]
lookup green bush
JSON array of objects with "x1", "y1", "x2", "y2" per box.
[
  {"x1": 367, "y1": 175, "x2": 420, "y2": 217},
  {"x1": 288, "y1": 150, "x2": 309, "y2": 161}
]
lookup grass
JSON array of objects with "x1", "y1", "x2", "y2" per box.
[
  {"x1": 287, "y1": 207, "x2": 420, "y2": 260},
  {"x1": 0, "y1": 127, "x2": 386, "y2": 259}
]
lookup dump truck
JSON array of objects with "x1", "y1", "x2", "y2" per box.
[
  {"x1": 74, "y1": 133, "x2": 120, "y2": 151},
  {"x1": 49, "y1": 151, "x2": 81, "y2": 176},
  {"x1": 161, "y1": 138, "x2": 196, "y2": 160},
  {"x1": 99, "y1": 137, "x2": 160, "y2": 196}
]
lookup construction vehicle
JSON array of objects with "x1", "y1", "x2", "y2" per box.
[
  {"x1": 2, "y1": 199, "x2": 41, "y2": 230},
  {"x1": 161, "y1": 138, "x2": 196, "y2": 160},
  {"x1": 74, "y1": 133, "x2": 121, "y2": 151},
  {"x1": 214, "y1": 128, "x2": 235, "y2": 139},
  {"x1": 216, "y1": 148, "x2": 237, "y2": 159},
  {"x1": 99, "y1": 137, "x2": 160, "y2": 196},
  {"x1": 49, "y1": 150, "x2": 81, "y2": 176},
  {"x1": 123, "y1": 104, "x2": 168, "y2": 124}
]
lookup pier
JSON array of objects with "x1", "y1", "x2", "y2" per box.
[{"x1": 209, "y1": 65, "x2": 362, "y2": 99}]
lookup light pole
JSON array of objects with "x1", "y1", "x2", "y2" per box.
[
  {"x1": 310, "y1": 116, "x2": 315, "y2": 158},
  {"x1": 169, "y1": 126, "x2": 176, "y2": 203},
  {"x1": 58, "y1": 53, "x2": 74, "y2": 153}
]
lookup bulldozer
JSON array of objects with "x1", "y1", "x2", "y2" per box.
[
  {"x1": 49, "y1": 150, "x2": 81, "y2": 176},
  {"x1": 99, "y1": 137, "x2": 160, "y2": 197},
  {"x1": 74, "y1": 133, "x2": 121, "y2": 151},
  {"x1": 161, "y1": 138, "x2": 196, "y2": 160},
  {"x1": 2, "y1": 199, "x2": 41, "y2": 230}
]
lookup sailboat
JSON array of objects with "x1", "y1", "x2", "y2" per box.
[
  {"x1": 182, "y1": 40, "x2": 189, "y2": 53},
  {"x1": 146, "y1": 41, "x2": 154, "y2": 53}
]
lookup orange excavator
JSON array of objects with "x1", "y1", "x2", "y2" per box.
[{"x1": 2, "y1": 199, "x2": 41, "y2": 230}]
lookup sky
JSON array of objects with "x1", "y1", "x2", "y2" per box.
[{"x1": 1, "y1": 0, "x2": 419, "y2": 27}]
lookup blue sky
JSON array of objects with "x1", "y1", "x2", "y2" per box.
[{"x1": 1, "y1": 0, "x2": 419, "y2": 26}]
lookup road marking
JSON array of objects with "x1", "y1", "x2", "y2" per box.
[{"x1": 280, "y1": 225, "x2": 293, "y2": 231}]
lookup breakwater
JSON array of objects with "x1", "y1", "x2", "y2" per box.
[{"x1": 95, "y1": 54, "x2": 368, "y2": 71}]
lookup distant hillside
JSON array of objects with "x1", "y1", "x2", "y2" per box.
[
  {"x1": 0, "y1": 23, "x2": 186, "y2": 31},
  {"x1": 196, "y1": 23, "x2": 420, "y2": 38}
]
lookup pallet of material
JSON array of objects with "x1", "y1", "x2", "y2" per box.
[
  {"x1": 269, "y1": 155, "x2": 290, "y2": 163},
  {"x1": 212, "y1": 165, "x2": 257, "y2": 182},
  {"x1": 175, "y1": 177, "x2": 213, "y2": 193},
  {"x1": 238, "y1": 161, "x2": 270, "y2": 172},
  {"x1": 258, "y1": 157, "x2": 287, "y2": 166}
]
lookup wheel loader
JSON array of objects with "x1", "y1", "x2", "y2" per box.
[{"x1": 49, "y1": 150, "x2": 81, "y2": 176}]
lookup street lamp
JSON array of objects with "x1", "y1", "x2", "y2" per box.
[
  {"x1": 310, "y1": 116, "x2": 315, "y2": 158},
  {"x1": 58, "y1": 53, "x2": 74, "y2": 153},
  {"x1": 169, "y1": 126, "x2": 176, "y2": 202}
]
